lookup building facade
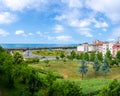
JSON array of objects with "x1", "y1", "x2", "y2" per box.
[
  {"x1": 113, "y1": 43, "x2": 120, "y2": 57},
  {"x1": 77, "y1": 40, "x2": 116, "y2": 56}
]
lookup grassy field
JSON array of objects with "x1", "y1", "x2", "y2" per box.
[
  {"x1": 1, "y1": 60, "x2": 120, "y2": 95},
  {"x1": 29, "y1": 60, "x2": 120, "y2": 80},
  {"x1": 32, "y1": 49, "x2": 68, "y2": 56},
  {"x1": 29, "y1": 60, "x2": 120, "y2": 94}
]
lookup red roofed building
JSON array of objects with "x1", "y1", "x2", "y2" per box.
[{"x1": 113, "y1": 43, "x2": 120, "y2": 57}]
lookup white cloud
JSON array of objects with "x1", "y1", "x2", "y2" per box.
[
  {"x1": 53, "y1": 24, "x2": 64, "y2": 33},
  {"x1": 61, "y1": 0, "x2": 82, "y2": 8},
  {"x1": 102, "y1": 28, "x2": 107, "y2": 32},
  {"x1": 0, "y1": 29, "x2": 9, "y2": 36},
  {"x1": 36, "y1": 31, "x2": 43, "y2": 36},
  {"x1": 28, "y1": 32, "x2": 33, "y2": 35},
  {"x1": 1, "y1": 0, "x2": 48, "y2": 11},
  {"x1": 15, "y1": 30, "x2": 24, "y2": 35},
  {"x1": 79, "y1": 28, "x2": 93, "y2": 37},
  {"x1": 36, "y1": 31, "x2": 49, "y2": 39},
  {"x1": 94, "y1": 22, "x2": 108, "y2": 28},
  {"x1": 56, "y1": 35, "x2": 72, "y2": 42},
  {"x1": 55, "y1": 8, "x2": 81, "y2": 23},
  {"x1": 98, "y1": 33, "x2": 102, "y2": 36},
  {"x1": 70, "y1": 19, "x2": 91, "y2": 28},
  {"x1": 86, "y1": 0, "x2": 120, "y2": 22},
  {"x1": 108, "y1": 38, "x2": 115, "y2": 41},
  {"x1": 111, "y1": 27, "x2": 120, "y2": 38},
  {"x1": 54, "y1": 14, "x2": 67, "y2": 21},
  {"x1": 0, "y1": 12, "x2": 17, "y2": 24}
]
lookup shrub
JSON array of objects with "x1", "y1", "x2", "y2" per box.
[
  {"x1": 25, "y1": 58, "x2": 39, "y2": 63},
  {"x1": 47, "y1": 79, "x2": 83, "y2": 96},
  {"x1": 98, "y1": 79, "x2": 120, "y2": 96}
]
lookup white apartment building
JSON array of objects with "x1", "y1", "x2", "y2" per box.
[
  {"x1": 77, "y1": 43, "x2": 94, "y2": 53},
  {"x1": 77, "y1": 41, "x2": 115, "y2": 56},
  {"x1": 102, "y1": 42, "x2": 115, "y2": 56}
]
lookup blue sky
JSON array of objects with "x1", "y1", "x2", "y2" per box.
[{"x1": 0, "y1": 0, "x2": 120, "y2": 44}]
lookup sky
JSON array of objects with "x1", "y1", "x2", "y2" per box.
[{"x1": 0, "y1": 0, "x2": 120, "y2": 44}]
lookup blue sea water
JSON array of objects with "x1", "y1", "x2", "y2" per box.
[{"x1": 0, "y1": 44, "x2": 77, "y2": 48}]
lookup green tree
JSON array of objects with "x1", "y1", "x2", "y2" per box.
[
  {"x1": 60, "y1": 52, "x2": 65, "y2": 60},
  {"x1": 116, "y1": 50, "x2": 120, "y2": 61},
  {"x1": 56, "y1": 56, "x2": 59, "y2": 64},
  {"x1": 110, "y1": 59, "x2": 118, "y2": 66},
  {"x1": 1, "y1": 51, "x2": 16, "y2": 88},
  {"x1": 93, "y1": 56, "x2": 101, "y2": 76},
  {"x1": 0, "y1": 50, "x2": 6, "y2": 73},
  {"x1": 79, "y1": 53, "x2": 84, "y2": 60},
  {"x1": 67, "y1": 55, "x2": 73, "y2": 60},
  {"x1": 70, "y1": 50, "x2": 76, "y2": 60},
  {"x1": 13, "y1": 52, "x2": 24, "y2": 64},
  {"x1": 44, "y1": 59, "x2": 50, "y2": 67},
  {"x1": 106, "y1": 50, "x2": 112, "y2": 61},
  {"x1": 78, "y1": 59, "x2": 88, "y2": 80},
  {"x1": 101, "y1": 57, "x2": 111, "y2": 77},
  {"x1": 0, "y1": 46, "x2": 4, "y2": 52},
  {"x1": 84, "y1": 52, "x2": 89, "y2": 61},
  {"x1": 23, "y1": 69, "x2": 43, "y2": 96},
  {"x1": 89, "y1": 51, "x2": 95, "y2": 62},
  {"x1": 47, "y1": 79, "x2": 83, "y2": 96},
  {"x1": 98, "y1": 79, "x2": 120, "y2": 96},
  {"x1": 76, "y1": 54, "x2": 80, "y2": 60},
  {"x1": 97, "y1": 52, "x2": 103, "y2": 62}
]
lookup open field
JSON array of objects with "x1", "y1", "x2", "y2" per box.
[
  {"x1": 1, "y1": 60, "x2": 120, "y2": 95},
  {"x1": 28, "y1": 60, "x2": 120, "y2": 94},
  {"x1": 29, "y1": 60, "x2": 120, "y2": 80}
]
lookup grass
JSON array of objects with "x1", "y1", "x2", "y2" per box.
[
  {"x1": 29, "y1": 60, "x2": 120, "y2": 94},
  {"x1": 32, "y1": 49, "x2": 68, "y2": 56},
  {"x1": 79, "y1": 79, "x2": 112, "y2": 94},
  {"x1": 1, "y1": 60, "x2": 120, "y2": 95},
  {"x1": 29, "y1": 60, "x2": 120, "y2": 80}
]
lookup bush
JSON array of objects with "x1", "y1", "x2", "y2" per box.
[
  {"x1": 98, "y1": 79, "x2": 120, "y2": 96},
  {"x1": 47, "y1": 79, "x2": 83, "y2": 96},
  {"x1": 25, "y1": 58, "x2": 39, "y2": 63},
  {"x1": 110, "y1": 60, "x2": 119, "y2": 66}
]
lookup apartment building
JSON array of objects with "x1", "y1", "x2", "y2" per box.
[
  {"x1": 77, "y1": 40, "x2": 115, "y2": 56},
  {"x1": 77, "y1": 43, "x2": 94, "y2": 53},
  {"x1": 113, "y1": 43, "x2": 120, "y2": 57}
]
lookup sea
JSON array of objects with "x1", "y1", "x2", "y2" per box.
[{"x1": 0, "y1": 44, "x2": 77, "y2": 49}]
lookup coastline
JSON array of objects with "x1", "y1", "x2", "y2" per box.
[
  {"x1": 0, "y1": 44, "x2": 77, "y2": 49},
  {"x1": 4, "y1": 46, "x2": 77, "y2": 51}
]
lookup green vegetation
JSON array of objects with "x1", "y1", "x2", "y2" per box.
[
  {"x1": 48, "y1": 79, "x2": 83, "y2": 96},
  {"x1": 78, "y1": 59, "x2": 88, "y2": 80},
  {"x1": 1, "y1": 46, "x2": 120, "y2": 96},
  {"x1": 93, "y1": 56, "x2": 101, "y2": 73},
  {"x1": 98, "y1": 79, "x2": 120, "y2": 96},
  {"x1": 32, "y1": 49, "x2": 68, "y2": 56},
  {"x1": 101, "y1": 57, "x2": 111, "y2": 77}
]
